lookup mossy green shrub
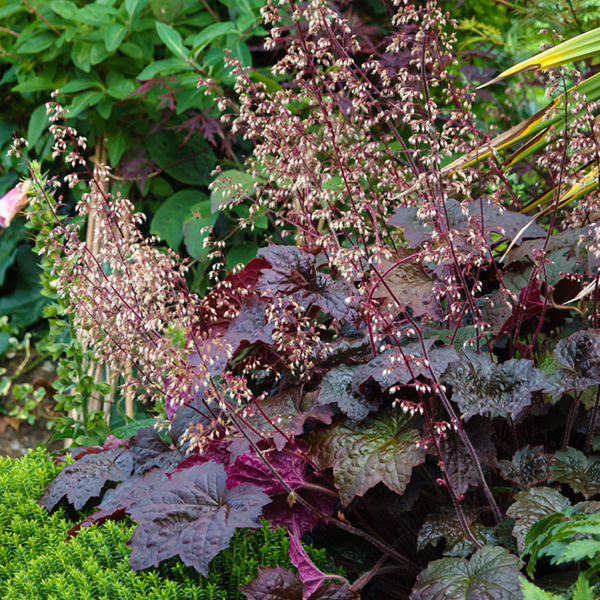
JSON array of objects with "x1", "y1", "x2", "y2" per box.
[{"x1": 0, "y1": 449, "x2": 331, "y2": 600}]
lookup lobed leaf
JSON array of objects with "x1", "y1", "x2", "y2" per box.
[
  {"x1": 410, "y1": 546, "x2": 523, "y2": 600},
  {"x1": 499, "y1": 445, "x2": 553, "y2": 488},
  {"x1": 551, "y1": 447, "x2": 600, "y2": 500},
  {"x1": 127, "y1": 461, "x2": 269, "y2": 576},
  {"x1": 309, "y1": 408, "x2": 426, "y2": 506},
  {"x1": 40, "y1": 447, "x2": 133, "y2": 511}
]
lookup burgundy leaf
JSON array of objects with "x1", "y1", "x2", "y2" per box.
[
  {"x1": 226, "y1": 445, "x2": 336, "y2": 534},
  {"x1": 289, "y1": 528, "x2": 332, "y2": 597},
  {"x1": 201, "y1": 258, "x2": 271, "y2": 335},
  {"x1": 240, "y1": 566, "x2": 303, "y2": 600},
  {"x1": 256, "y1": 246, "x2": 351, "y2": 321},
  {"x1": 130, "y1": 427, "x2": 182, "y2": 475},
  {"x1": 40, "y1": 447, "x2": 133, "y2": 511},
  {"x1": 499, "y1": 283, "x2": 544, "y2": 336},
  {"x1": 127, "y1": 461, "x2": 269, "y2": 576},
  {"x1": 172, "y1": 441, "x2": 231, "y2": 474}
]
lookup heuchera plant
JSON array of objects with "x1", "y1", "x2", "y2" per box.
[{"x1": 11, "y1": 0, "x2": 600, "y2": 597}]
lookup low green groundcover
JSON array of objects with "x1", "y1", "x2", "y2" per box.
[{"x1": 0, "y1": 449, "x2": 329, "y2": 600}]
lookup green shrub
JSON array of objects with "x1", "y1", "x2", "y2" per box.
[{"x1": 0, "y1": 449, "x2": 330, "y2": 600}]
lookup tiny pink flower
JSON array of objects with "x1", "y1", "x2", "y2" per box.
[{"x1": 0, "y1": 183, "x2": 29, "y2": 228}]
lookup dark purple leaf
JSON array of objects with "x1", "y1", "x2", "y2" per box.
[
  {"x1": 387, "y1": 206, "x2": 430, "y2": 248},
  {"x1": 551, "y1": 447, "x2": 600, "y2": 500},
  {"x1": 310, "y1": 408, "x2": 426, "y2": 505},
  {"x1": 240, "y1": 566, "x2": 303, "y2": 600},
  {"x1": 225, "y1": 295, "x2": 275, "y2": 348},
  {"x1": 70, "y1": 434, "x2": 129, "y2": 461},
  {"x1": 130, "y1": 427, "x2": 182, "y2": 475},
  {"x1": 40, "y1": 447, "x2": 133, "y2": 511},
  {"x1": 553, "y1": 330, "x2": 600, "y2": 391},
  {"x1": 317, "y1": 365, "x2": 379, "y2": 421},
  {"x1": 308, "y1": 581, "x2": 360, "y2": 600},
  {"x1": 476, "y1": 291, "x2": 513, "y2": 336},
  {"x1": 417, "y1": 507, "x2": 496, "y2": 557},
  {"x1": 438, "y1": 417, "x2": 497, "y2": 496},
  {"x1": 442, "y1": 350, "x2": 549, "y2": 420},
  {"x1": 127, "y1": 461, "x2": 269, "y2": 576},
  {"x1": 499, "y1": 283, "x2": 544, "y2": 337},
  {"x1": 67, "y1": 468, "x2": 166, "y2": 537},
  {"x1": 256, "y1": 246, "x2": 351, "y2": 321},
  {"x1": 506, "y1": 487, "x2": 570, "y2": 552},
  {"x1": 499, "y1": 445, "x2": 553, "y2": 488},
  {"x1": 244, "y1": 387, "x2": 333, "y2": 451},
  {"x1": 168, "y1": 398, "x2": 217, "y2": 449},
  {"x1": 410, "y1": 546, "x2": 523, "y2": 600},
  {"x1": 388, "y1": 198, "x2": 545, "y2": 250},
  {"x1": 352, "y1": 341, "x2": 459, "y2": 394}
]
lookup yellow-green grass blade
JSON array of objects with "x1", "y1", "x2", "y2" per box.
[
  {"x1": 482, "y1": 27, "x2": 600, "y2": 88},
  {"x1": 524, "y1": 166, "x2": 599, "y2": 213}
]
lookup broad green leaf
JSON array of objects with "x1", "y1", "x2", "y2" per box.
[
  {"x1": 105, "y1": 23, "x2": 127, "y2": 52},
  {"x1": 75, "y1": 4, "x2": 118, "y2": 26},
  {"x1": 59, "y1": 79, "x2": 99, "y2": 94},
  {"x1": 106, "y1": 72, "x2": 136, "y2": 99},
  {"x1": 309, "y1": 407, "x2": 426, "y2": 506},
  {"x1": 0, "y1": 3, "x2": 23, "y2": 18},
  {"x1": 151, "y1": 190, "x2": 210, "y2": 249},
  {"x1": 507, "y1": 487, "x2": 570, "y2": 552},
  {"x1": 551, "y1": 448, "x2": 600, "y2": 500},
  {"x1": 50, "y1": 0, "x2": 79, "y2": 20},
  {"x1": 124, "y1": 0, "x2": 142, "y2": 17},
  {"x1": 231, "y1": 40, "x2": 252, "y2": 68},
  {"x1": 192, "y1": 22, "x2": 236, "y2": 51},
  {"x1": 149, "y1": 176, "x2": 173, "y2": 197},
  {"x1": 182, "y1": 212, "x2": 218, "y2": 260},
  {"x1": 210, "y1": 169, "x2": 259, "y2": 213},
  {"x1": 12, "y1": 77, "x2": 55, "y2": 92},
  {"x1": 225, "y1": 243, "x2": 259, "y2": 269},
  {"x1": 156, "y1": 21, "x2": 184, "y2": 57},
  {"x1": 146, "y1": 130, "x2": 216, "y2": 185},
  {"x1": 27, "y1": 105, "x2": 49, "y2": 148},
  {"x1": 66, "y1": 91, "x2": 104, "y2": 118},
  {"x1": 17, "y1": 33, "x2": 56, "y2": 54},
  {"x1": 485, "y1": 27, "x2": 600, "y2": 87},
  {"x1": 137, "y1": 58, "x2": 190, "y2": 80},
  {"x1": 71, "y1": 41, "x2": 93, "y2": 72},
  {"x1": 150, "y1": 0, "x2": 183, "y2": 22},
  {"x1": 96, "y1": 96, "x2": 113, "y2": 120},
  {"x1": 120, "y1": 42, "x2": 143, "y2": 59},
  {"x1": 90, "y1": 42, "x2": 111, "y2": 66},
  {"x1": 411, "y1": 546, "x2": 523, "y2": 600},
  {"x1": 106, "y1": 132, "x2": 131, "y2": 167}
]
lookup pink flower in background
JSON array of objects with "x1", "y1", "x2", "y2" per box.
[{"x1": 0, "y1": 183, "x2": 29, "y2": 228}]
